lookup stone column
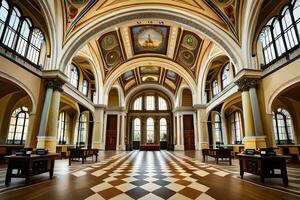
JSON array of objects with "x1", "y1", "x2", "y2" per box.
[
  {"x1": 174, "y1": 112, "x2": 184, "y2": 150},
  {"x1": 37, "y1": 79, "x2": 64, "y2": 153},
  {"x1": 195, "y1": 105, "x2": 209, "y2": 149},
  {"x1": 118, "y1": 111, "x2": 126, "y2": 150},
  {"x1": 236, "y1": 77, "x2": 266, "y2": 149},
  {"x1": 92, "y1": 105, "x2": 105, "y2": 150}
]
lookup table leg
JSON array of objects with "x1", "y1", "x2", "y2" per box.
[
  {"x1": 239, "y1": 159, "x2": 244, "y2": 179},
  {"x1": 282, "y1": 167, "x2": 288, "y2": 187},
  {"x1": 50, "y1": 159, "x2": 55, "y2": 179},
  {"x1": 5, "y1": 164, "x2": 12, "y2": 185}
]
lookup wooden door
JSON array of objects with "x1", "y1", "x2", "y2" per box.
[
  {"x1": 105, "y1": 115, "x2": 117, "y2": 150},
  {"x1": 183, "y1": 115, "x2": 195, "y2": 150}
]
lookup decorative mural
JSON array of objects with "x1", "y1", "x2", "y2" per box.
[
  {"x1": 64, "y1": 0, "x2": 97, "y2": 34},
  {"x1": 205, "y1": 0, "x2": 241, "y2": 38},
  {"x1": 98, "y1": 31, "x2": 124, "y2": 74},
  {"x1": 176, "y1": 31, "x2": 202, "y2": 70},
  {"x1": 131, "y1": 25, "x2": 170, "y2": 55}
]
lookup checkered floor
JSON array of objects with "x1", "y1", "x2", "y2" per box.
[{"x1": 72, "y1": 151, "x2": 231, "y2": 200}]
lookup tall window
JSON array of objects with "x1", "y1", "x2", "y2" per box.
[
  {"x1": 232, "y1": 112, "x2": 242, "y2": 144},
  {"x1": 158, "y1": 97, "x2": 167, "y2": 110},
  {"x1": 160, "y1": 118, "x2": 167, "y2": 141},
  {"x1": 70, "y1": 64, "x2": 79, "y2": 88},
  {"x1": 259, "y1": 25, "x2": 276, "y2": 64},
  {"x1": 3, "y1": 7, "x2": 21, "y2": 48},
  {"x1": 0, "y1": 2, "x2": 45, "y2": 66},
  {"x1": 7, "y1": 107, "x2": 29, "y2": 145},
  {"x1": 76, "y1": 113, "x2": 87, "y2": 146},
  {"x1": 212, "y1": 80, "x2": 219, "y2": 96},
  {"x1": 259, "y1": 3, "x2": 300, "y2": 65},
  {"x1": 133, "y1": 118, "x2": 141, "y2": 141},
  {"x1": 282, "y1": 7, "x2": 298, "y2": 50},
  {"x1": 146, "y1": 96, "x2": 155, "y2": 110},
  {"x1": 221, "y1": 63, "x2": 230, "y2": 89},
  {"x1": 82, "y1": 79, "x2": 88, "y2": 96},
  {"x1": 133, "y1": 97, "x2": 142, "y2": 110},
  {"x1": 214, "y1": 113, "x2": 223, "y2": 146},
  {"x1": 146, "y1": 118, "x2": 154, "y2": 143},
  {"x1": 57, "y1": 112, "x2": 67, "y2": 144},
  {"x1": 0, "y1": 0, "x2": 9, "y2": 37},
  {"x1": 273, "y1": 108, "x2": 294, "y2": 144},
  {"x1": 26, "y1": 28, "x2": 44, "y2": 64},
  {"x1": 15, "y1": 19, "x2": 32, "y2": 56}
]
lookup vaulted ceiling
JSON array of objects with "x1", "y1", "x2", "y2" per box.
[{"x1": 62, "y1": 0, "x2": 244, "y2": 43}]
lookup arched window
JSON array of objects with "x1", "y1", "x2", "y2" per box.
[
  {"x1": 221, "y1": 63, "x2": 230, "y2": 89},
  {"x1": 0, "y1": 0, "x2": 9, "y2": 37},
  {"x1": 70, "y1": 64, "x2": 79, "y2": 88},
  {"x1": 3, "y1": 7, "x2": 21, "y2": 48},
  {"x1": 82, "y1": 79, "x2": 88, "y2": 96},
  {"x1": 272, "y1": 108, "x2": 294, "y2": 144},
  {"x1": 16, "y1": 18, "x2": 32, "y2": 56},
  {"x1": 57, "y1": 112, "x2": 67, "y2": 144},
  {"x1": 133, "y1": 118, "x2": 141, "y2": 141},
  {"x1": 212, "y1": 80, "x2": 219, "y2": 96},
  {"x1": 232, "y1": 112, "x2": 242, "y2": 144},
  {"x1": 293, "y1": 0, "x2": 300, "y2": 35},
  {"x1": 214, "y1": 113, "x2": 223, "y2": 146},
  {"x1": 259, "y1": 23, "x2": 276, "y2": 64},
  {"x1": 282, "y1": 7, "x2": 298, "y2": 50},
  {"x1": 146, "y1": 96, "x2": 155, "y2": 110},
  {"x1": 158, "y1": 97, "x2": 167, "y2": 110},
  {"x1": 133, "y1": 97, "x2": 142, "y2": 110},
  {"x1": 160, "y1": 118, "x2": 167, "y2": 141},
  {"x1": 76, "y1": 113, "x2": 87, "y2": 146},
  {"x1": 26, "y1": 28, "x2": 44, "y2": 64},
  {"x1": 7, "y1": 107, "x2": 29, "y2": 145},
  {"x1": 146, "y1": 117, "x2": 154, "y2": 143},
  {"x1": 273, "y1": 18, "x2": 286, "y2": 56}
]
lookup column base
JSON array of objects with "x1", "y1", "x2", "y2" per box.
[
  {"x1": 117, "y1": 145, "x2": 126, "y2": 150},
  {"x1": 174, "y1": 145, "x2": 184, "y2": 150},
  {"x1": 36, "y1": 136, "x2": 57, "y2": 153},
  {"x1": 92, "y1": 142, "x2": 105, "y2": 150},
  {"x1": 243, "y1": 136, "x2": 267, "y2": 150}
]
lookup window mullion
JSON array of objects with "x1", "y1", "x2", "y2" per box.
[
  {"x1": 290, "y1": 5, "x2": 300, "y2": 43},
  {"x1": 271, "y1": 25, "x2": 279, "y2": 58},
  {"x1": 20, "y1": 112, "x2": 27, "y2": 145},
  {"x1": 24, "y1": 26, "x2": 32, "y2": 60},
  {"x1": 12, "y1": 17, "x2": 23, "y2": 52},
  {"x1": 13, "y1": 113, "x2": 19, "y2": 144},
  {"x1": 275, "y1": 114, "x2": 280, "y2": 144}
]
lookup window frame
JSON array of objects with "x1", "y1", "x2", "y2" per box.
[
  {"x1": 7, "y1": 107, "x2": 29, "y2": 145},
  {"x1": 273, "y1": 108, "x2": 295, "y2": 145}
]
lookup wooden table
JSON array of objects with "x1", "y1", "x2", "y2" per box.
[
  {"x1": 202, "y1": 148, "x2": 232, "y2": 165},
  {"x1": 237, "y1": 153, "x2": 289, "y2": 187},
  {"x1": 5, "y1": 153, "x2": 59, "y2": 185},
  {"x1": 68, "y1": 148, "x2": 99, "y2": 165}
]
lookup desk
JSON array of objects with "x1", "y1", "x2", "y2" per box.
[
  {"x1": 237, "y1": 153, "x2": 289, "y2": 187},
  {"x1": 202, "y1": 149, "x2": 232, "y2": 165},
  {"x1": 5, "y1": 153, "x2": 59, "y2": 185},
  {"x1": 68, "y1": 148, "x2": 98, "y2": 165}
]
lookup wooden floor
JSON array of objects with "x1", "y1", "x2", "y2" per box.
[{"x1": 0, "y1": 151, "x2": 299, "y2": 200}]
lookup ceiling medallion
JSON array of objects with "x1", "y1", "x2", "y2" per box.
[
  {"x1": 106, "y1": 50, "x2": 120, "y2": 67},
  {"x1": 182, "y1": 34, "x2": 198, "y2": 50},
  {"x1": 101, "y1": 34, "x2": 118, "y2": 51},
  {"x1": 179, "y1": 50, "x2": 195, "y2": 67}
]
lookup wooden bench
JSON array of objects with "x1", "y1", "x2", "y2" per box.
[
  {"x1": 202, "y1": 148, "x2": 232, "y2": 165},
  {"x1": 68, "y1": 148, "x2": 99, "y2": 165}
]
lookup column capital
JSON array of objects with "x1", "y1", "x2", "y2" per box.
[
  {"x1": 45, "y1": 78, "x2": 65, "y2": 92},
  {"x1": 234, "y1": 69, "x2": 262, "y2": 92},
  {"x1": 235, "y1": 77, "x2": 259, "y2": 91}
]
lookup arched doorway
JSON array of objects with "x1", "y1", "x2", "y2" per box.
[{"x1": 127, "y1": 90, "x2": 173, "y2": 150}]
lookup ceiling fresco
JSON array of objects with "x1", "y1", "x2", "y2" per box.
[
  {"x1": 119, "y1": 66, "x2": 181, "y2": 95},
  {"x1": 62, "y1": 0, "x2": 244, "y2": 44}
]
